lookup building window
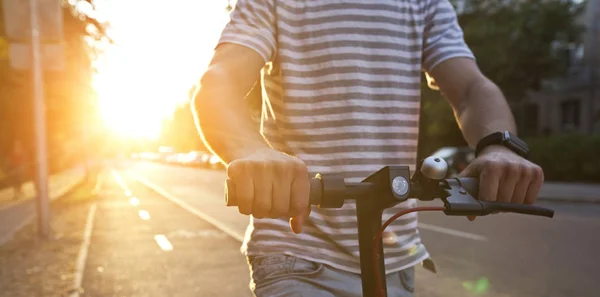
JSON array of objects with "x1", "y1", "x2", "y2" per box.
[{"x1": 561, "y1": 99, "x2": 581, "y2": 130}]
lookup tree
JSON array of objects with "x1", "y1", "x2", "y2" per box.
[
  {"x1": 0, "y1": 0, "x2": 110, "y2": 176},
  {"x1": 417, "y1": 0, "x2": 585, "y2": 157},
  {"x1": 457, "y1": 0, "x2": 585, "y2": 101}
]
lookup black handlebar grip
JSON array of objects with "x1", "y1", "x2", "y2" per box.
[{"x1": 225, "y1": 177, "x2": 323, "y2": 207}]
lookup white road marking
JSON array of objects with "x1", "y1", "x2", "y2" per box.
[
  {"x1": 154, "y1": 234, "x2": 174, "y2": 251},
  {"x1": 111, "y1": 170, "x2": 130, "y2": 193},
  {"x1": 138, "y1": 210, "x2": 151, "y2": 220},
  {"x1": 129, "y1": 197, "x2": 140, "y2": 206},
  {"x1": 418, "y1": 222, "x2": 487, "y2": 241},
  {"x1": 130, "y1": 173, "x2": 245, "y2": 242},
  {"x1": 70, "y1": 203, "x2": 97, "y2": 297}
]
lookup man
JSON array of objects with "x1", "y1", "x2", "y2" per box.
[{"x1": 193, "y1": 1, "x2": 544, "y2": 296}]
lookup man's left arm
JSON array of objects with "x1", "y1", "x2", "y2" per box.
[{"x1": 422, "y1": 0, "x2": 543, "y2": 206}]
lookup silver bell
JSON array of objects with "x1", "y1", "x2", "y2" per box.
[{"x1": 420, "y1": 156, "x2": 448, "y2": 180}]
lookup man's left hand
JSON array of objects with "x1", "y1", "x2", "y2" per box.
[{"x1": 459, "y1": 145, "x2": 544, "y2": 221}]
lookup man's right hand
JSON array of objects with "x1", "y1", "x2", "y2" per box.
[{"x1": 226, "y1": 149, "x2": 311, "y2": 234}]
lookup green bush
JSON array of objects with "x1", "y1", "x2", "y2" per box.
[{"x1": 525, "y1": 134, "x2": 600, "y2": 182}]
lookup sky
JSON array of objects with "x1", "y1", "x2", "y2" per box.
[{"x1": 90, "y1": 0, "x2": 232, "y2": 140}]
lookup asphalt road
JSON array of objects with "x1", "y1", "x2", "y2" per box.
[
  {"x1": 82, "y1": 168, "x2": 252, "y2": 297},
  {"x1": 123, "y1": 160, "x2": 599, "y2": 297}
]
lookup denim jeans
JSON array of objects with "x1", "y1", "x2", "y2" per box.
[{"x1": 248, "y1": 254, "x2": 415, "y2": 297}]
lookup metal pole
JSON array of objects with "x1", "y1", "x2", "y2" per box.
[{"x1": 29, "y1": 0, "x2": 51, "y2": 238}]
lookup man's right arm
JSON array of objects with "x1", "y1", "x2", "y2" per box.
[
  {"x1": 192, "y1": 43, "x2": 270, "y2": 163},
  {"x1": 193, "y1": 44, "x2": 311, "y2": 232},
  {"x1": 193, "y1": 0, "x2": 310, "y2": 233}
]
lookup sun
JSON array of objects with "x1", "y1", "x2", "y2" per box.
[{"x1": 91, "y1": 0, "x2": 232, "y2": 140}]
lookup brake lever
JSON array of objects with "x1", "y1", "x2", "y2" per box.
[{"x1": 440, "y1": 177, "x2": 554, "y2": 218}]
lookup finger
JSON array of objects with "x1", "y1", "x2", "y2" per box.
[
  {"x1": 252, "y1": 170, "x2": 272, "y2": 219},
  {"x1": 289, "y1": 165, "x2": 309, "y2": 218},
  {"x1": 511, "y1": 166, "x2": 533, "y2": 204},
  {"x1": 463, "y1": 163, "x2": 480, "y2": 221},
  {"x1": 289, "y1": 175, "x2": 309, "y2": 234},
  {"x1": 269, "y1": 181, "x2": 291, "y2": 218},
  {"x1": 479, "y1": 161, "x2": 501, "y2": 201},
  {"x1": 524, "y1": 166, "x2": 544, "y2": 205},
  {"x1": 227, "y1": 161, "x2": 253, "y2": 215},
  {"x1": 497, "y1": 163, "x2": 520, "y2": 203},
  {"x1": 236, "y1": 175, "x2": 254, "y2": 216},
  {"x1": 268, "y1": 162, "x2": 292, "y2": 218},
  {"x1": 290, "y1": 207, "x2": 311, "y2": 234},
  {"x1": 458, "y1": 162, "x2": 478, "y2": 178}
]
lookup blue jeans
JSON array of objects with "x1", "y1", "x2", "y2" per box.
[{"x1": 248, "y1": 254, "x2": 415, "y2": 297}]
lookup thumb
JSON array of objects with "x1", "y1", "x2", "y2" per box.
[
  {"x1": 290, "y1": 206, "x2": 311, "y2": 234},
  {"x1": 458, "y1": 161, "x2": 479, "y2": 178},
  {"x1": 459, "y1": 162, "x2": 480, "y2": 222}
]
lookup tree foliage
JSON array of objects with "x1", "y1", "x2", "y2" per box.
[
  {"x1": 0, "y1": 0, "x2": 109, "y2": 175},
  {"x1": 456, "y1": 0, "x2": 585, "y2": 101},
  {"x1": 418, "y1": 0, "x2": 585, "y2": 157}
]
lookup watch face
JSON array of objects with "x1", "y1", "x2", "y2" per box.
[
  {"x1": 500, "y1": 132, "x2": 529, "y2": 157},
  {"x1": 510, "y1": 133, "x2": 529, "y2": 151}
]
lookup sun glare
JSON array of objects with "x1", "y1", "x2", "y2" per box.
[{"x1": 92, "y1": 0, "x2": 231, "y2": 140}]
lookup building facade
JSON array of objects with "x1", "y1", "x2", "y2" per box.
[{"x1": 525, "y1": 0, "x2": 600, "y2": 135}]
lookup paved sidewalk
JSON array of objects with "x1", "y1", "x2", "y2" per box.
[
  {"x1": 0, "y1": 166, "x2": 87, "y2": 246},
  {"x1": 540, "y1": 182, "x2": 600, "y2": 204},
  {"x1": 0, "y1": 165, "x2": 87, "y2": 208}
]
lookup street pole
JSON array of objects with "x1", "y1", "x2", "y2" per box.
[{"x1": 29, "y1": 0, "x2": 51, "y2": 238}]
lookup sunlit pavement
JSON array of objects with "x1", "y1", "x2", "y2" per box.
[
  {"x1": 80, "y1": 168, "x2": 251, "y2": 297},
  {"x1": 124, "y1": 160, "x2": 600, "y2": 297}
]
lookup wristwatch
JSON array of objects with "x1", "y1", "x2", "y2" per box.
[{"x1": 475, "y1": 131, "x2": 529, "y2": 158}]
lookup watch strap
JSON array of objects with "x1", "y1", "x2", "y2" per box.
[{"x1": 475, "y1": 131, "x2": 529, "y2": 158}]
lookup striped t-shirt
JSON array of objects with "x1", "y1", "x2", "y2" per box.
[{"x1": 217, "y1": 0, "x2": 475, "y2": 274}]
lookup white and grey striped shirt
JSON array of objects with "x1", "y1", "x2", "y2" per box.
[{"x1": 217, "y1": 0, "x2": 475, "y2": 274}]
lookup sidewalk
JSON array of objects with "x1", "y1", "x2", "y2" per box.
[
  {"x1": 539, "y1": 181, "x2": 600, "y2": 204},
  {"x1": 0, "y1": 165, "x2": 87, "y2": 208},
  {"x1": 0, "y1": 173, "x2": 99, "y2": 297},
  {"x1": 0, "y1": 165, "x2": 87, "y2": 246}
]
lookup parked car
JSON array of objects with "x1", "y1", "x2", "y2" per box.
[
  {"x1": 182, "y1": 151, "x2": 207, "y2": 167},
  {"x1": 430, "y1": 146, "x2": 475, "y2": 177},
  {"x1": 207, "y1": 154, "x2": 223, "y2": 169}
]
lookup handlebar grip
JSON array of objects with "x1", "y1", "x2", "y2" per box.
[
  {"x1": 225, "y1": 177, "x2": 324, "y2": 207},
  {"x1": 479, "y1": 201, "x2": 555, "y2": 218}
]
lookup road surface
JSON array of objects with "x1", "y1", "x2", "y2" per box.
[
  {"x1": 81, "y1": 169, "x2": 252, "y2": 297},
  {"x1": 124, "y1": 161, "x2": 600, "y2": 297}
]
